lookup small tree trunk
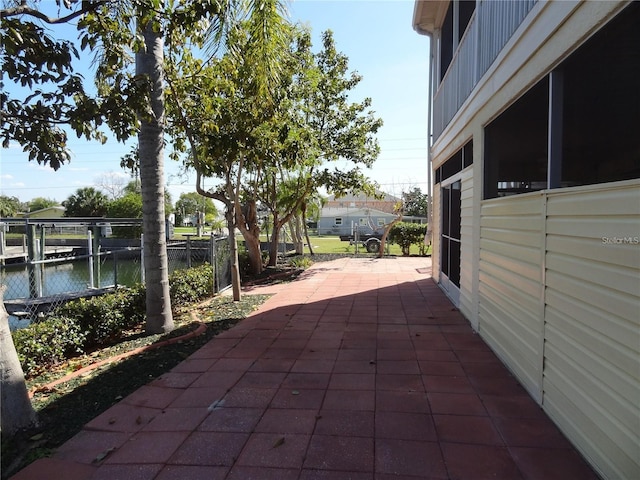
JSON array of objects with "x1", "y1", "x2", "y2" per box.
[
  {"x1": 236, "y1": 200, "x2": 263, "y2": 275},
  {"x1": 225, "y1": 209, "x2": 242, "y2": 301},
  {"x1": 0, "y1": 286, "x2": 37, "y2": 436},
  {"x1": 268, "y1": 220, "x2": 281, "y2": 267},
  {"x1": 378, "y1": 216, "x2": 402, "y2": 258},
  {"x1": 289, "y1": 217, "x2": 304, "y2": 255},
  {"x1": 301, "y1": 203, "x2": 315, "y2": 255}
]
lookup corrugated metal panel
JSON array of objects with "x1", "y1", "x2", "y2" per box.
[
  {"x1": 459, "y1": 168, "x2": 474, "y2": 320},
  {"x1": 543, "y1": 183, "x2": 640, "y2": 480},
  {"x1": 478, "y1": 193, "x2": 544, "y2": 399}
]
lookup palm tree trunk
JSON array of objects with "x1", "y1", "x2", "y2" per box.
[
  {"x1": 0, "y1": 286, "x2": 37, "y2": 435},
  {"x1": 136, "y1": 19, "x2": 173, "y2": 334}
]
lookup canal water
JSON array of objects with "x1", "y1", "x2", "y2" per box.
[{"x1": 3, "y1": 255, "x2": 201, "y2": 330}]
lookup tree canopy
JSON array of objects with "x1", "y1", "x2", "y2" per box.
[
  {"x1": 63, "y1": 187, "x2": 109, "y2": 217},
  {"x1": 402, "y1": 187, "x2": 429, "y2": 217},
  {"x1": 28, "y1": 197, "x2": 60, "y2": 212},
  {"x1": 0, "y1": 195, "x2": 26, "y2": 216}
]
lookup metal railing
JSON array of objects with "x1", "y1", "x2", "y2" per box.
[
  {"x1": 433, "y1": 0, "x2": 537, "y2": 139},
  {"x1": 1, "y1": 218, "x2": 232, "y2": 327}
]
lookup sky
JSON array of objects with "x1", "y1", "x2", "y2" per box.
[{"x1": 0, "y1": 0, "x2": 430, "y2": 206}]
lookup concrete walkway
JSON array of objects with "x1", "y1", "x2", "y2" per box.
[{"x1": 11, "y1": 257, "x2": 599, "y2": 480}]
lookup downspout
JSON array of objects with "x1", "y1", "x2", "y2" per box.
[{"x1": 413, "y1": 20, "x2": 435, "y2": 250}]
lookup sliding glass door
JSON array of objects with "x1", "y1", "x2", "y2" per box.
[{"x1": 441, "y1": 180, "x2": 461, "y2": 303}]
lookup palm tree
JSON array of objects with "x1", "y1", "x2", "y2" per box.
[{"x1": 136, "y1": 18, "x2": 173, "y2": 333}]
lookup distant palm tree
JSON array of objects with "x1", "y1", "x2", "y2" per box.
[{"x1": 63, "y1": 187, "x2": 109, "y2": 217}]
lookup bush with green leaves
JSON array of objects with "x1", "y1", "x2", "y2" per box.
[
  {"x1": 11, "y1": 265, "x2": 216, "y2": 377},
  {"x1": 169, "y1": 263, "x2": 214, "y2": 304},
  {"x1": 53, "y1": 285, "x2": 146, "y2": 349},
  {"x1": 290, "y1": 256, "x2": 314, "y2": 269},
  {"x1": 388, "y1": 222, "x2": 428, "y2": 256},
  {"x1": 12, "y1": 316, "x2": 87, "y2": 377}
]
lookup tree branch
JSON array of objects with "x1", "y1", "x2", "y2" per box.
[{"x1": 1, "y1": 1, "x2": 108, "y2": 23}]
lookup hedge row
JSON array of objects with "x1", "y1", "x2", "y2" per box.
[{"x1": 12, "y1": 263, "x2": 215, "y2": 377}]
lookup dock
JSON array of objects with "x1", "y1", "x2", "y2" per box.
[
  {"x1": 4, "y1": 286, "x2": 116, "y2": 316},
  {"x1": 0, "y1": 245, "x2": 78, "y2": 264}
]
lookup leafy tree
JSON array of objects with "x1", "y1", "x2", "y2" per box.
[
  {"x1": 107, "y1": 192, "x2": 143, "y2": 218},
  {"x1": 123, "y1": 179, "x2": 142, "y2": 195},
  {"x1": 28, "y1": 197, "x2": 59, "y2": 212},
  {"x1": 0, "y1": 0, "x2": 285, "y2": 434},
  {"x1": 107, "y1": 192, "x2": 143, "y2": 237},
  {"x1": 175, "y1": 192, "x2": 218, "y2": 225},
  {"x1": 166, "y1": 1, "x2": 292, "y2": 298},
  {"x1": 1, "y1": 3, "x2": 146, "y2": 170},
  {"x1": 0, "y1": 195, "x2": 26, "y2": 216},
  {"x1": 63, "y1": 187, "x2": 109, "y2": 217},
  {"x1": 256, "y1": 29, "x2": 382, "y2": 265},
  {"x1": 402, "y1": 187, "x2": 428, "y2": 217}
]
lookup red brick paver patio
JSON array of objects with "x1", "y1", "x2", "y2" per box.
[{"x1": 10, "y1": 257, "x2": 600, "y2": 480}]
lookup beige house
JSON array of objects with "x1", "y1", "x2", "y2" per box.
[
  {"x1": 413, "y1": 1, "x2": 639, "y2": 479},
  {"x1": 20, "y1": 206, "x2": 65, "y2": 219}
]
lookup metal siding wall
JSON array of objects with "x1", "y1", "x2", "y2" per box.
[
  {"x1": 478, "y1": 193, "x2": 544, "y2": 399},
  {"x1": 543, "y1": 183, "x2": 640, "y2": 480},
  {"x1": 459, "y1": 168, "x2": 474, "y2": 320},
  {"x1": 432, "y1": 188, "x2": 441, "y2": 282}
]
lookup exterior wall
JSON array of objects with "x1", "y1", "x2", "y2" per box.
[
  {"x1": 475, "y1": 181, "x2": 640, "y2": 480},
  {"x1": 23, "y1": 207, "x2": 65, "y2": 219},
  {"x1": 317, "y1": 213, "x2": 395, "y2": 237},
  {"x1": 431, "y1": 187, "x2": 441, "y2": 283},
  {"x1": 421, "y1": 2, "x2": 638, "y2": 478},
  {"x1": 543, "y1": 182, "x2": 640, "y2": 480},
  {"x1": 316, "y1": 216, "x2": 354, "y2": 237},
  {"x1": 458, "y1": 166, "x2": 474, "y2": 324},
  {"x1": 478, "y1": 192, "x2": 545, "y2": 402}
]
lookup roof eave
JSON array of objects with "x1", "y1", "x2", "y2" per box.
[{"x1": 413, "y1": 0, "x2": 449, "y2": 35}]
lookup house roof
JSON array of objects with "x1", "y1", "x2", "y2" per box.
[
  {"x1": 22, "y1": 206, "x2": 65, "y2": 218},
  {"x1": 327, "y1": 191, "x2": 400, "y2": 204},
  {"x1": 320, "y1": 207, "x2": 396, "y2": 218},
  {"x1": 413, "y1": 0, "x2": 449, "y2": 35}
]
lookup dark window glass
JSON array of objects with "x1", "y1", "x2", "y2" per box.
[
  {"x1": 561, "y1": 1, "x2": 640, "y2": 186},
  {"x1": 484, "y1": 80, "x2": 549, "y2": 199},
  {"x1": 450, "y1": 181, "x2": 462, "y2": 239},
  {"x1": 440, "y1": 3, "x2": 454, "y2": 81},
  {"x1": 450, "y1": 240, "x2": 461, "y2": 287}
]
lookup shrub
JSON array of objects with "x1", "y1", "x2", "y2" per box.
[
  {"x1": 54, "y1": 286, "x2": 146, "y2": 348},
  {"x1": 12, "y1": 265, "x2": 215, "y2": 376},
  {"x1": 290, "y1": 256, "x2": 313, "y2": 269},
  {"x1": 389, "y1": 222, "x2": 428, "y2": 256},
  {"x1": 169, "y1": 263, "x2": 214, "y2": 304},
  {"x1": 12, "y1": 316, "x2": 86, "y2": 377}
]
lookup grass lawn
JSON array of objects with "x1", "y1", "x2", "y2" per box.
[{"x1": 172, "y1": 229, "x2": 430, "y2": 257}]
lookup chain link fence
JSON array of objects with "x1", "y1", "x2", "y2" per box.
[{"x1": 1, "y1": 219, "x2": 232, "y2": 330}]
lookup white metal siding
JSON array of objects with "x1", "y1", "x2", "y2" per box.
[
  {"x1": 459, "y1": 168, "x2": 474, "y2": 320},
  {"x1": 543, "y1": 183, "x2": 640, "y2": 480},
  {"x1": 432, "y1": 187, "x2": 441, "y2": 282},
  {"x1": 474, "y1": 182, "x2": 640, "y2": 480},
  {"x1": 478, "y1": 193, "x2": 544, "y2": 401}
]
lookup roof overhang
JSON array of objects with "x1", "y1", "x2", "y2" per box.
[{"x1": 412, "y1": 0, "x2": 449, "y2": 35}]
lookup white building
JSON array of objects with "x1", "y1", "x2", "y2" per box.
[{"x1": 413, "y1": 1, "x2": 639, "y2": 479}]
